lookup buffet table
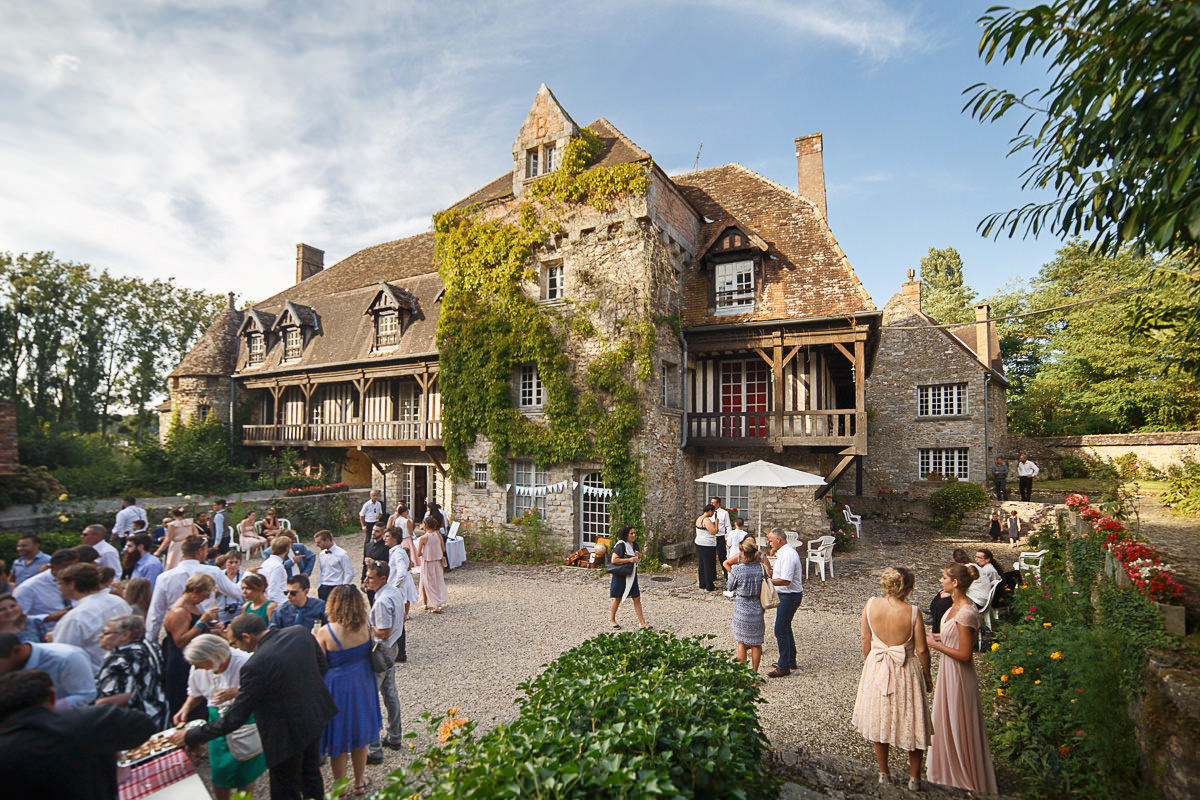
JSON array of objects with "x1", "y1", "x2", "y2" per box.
[
  {"x1": 445, "y1": 536, "x2": 466, "y2": 570},
  {"x1": 118, "y1": 749, "x2": 206, "y2": 800}
]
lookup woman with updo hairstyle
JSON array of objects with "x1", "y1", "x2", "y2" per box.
[
  {"x1": 725, "y1": 536, "x2": 766, "y2": 670},
  {"x1": 156, "y1": 506, "x2": 199, "y2": 570},
  {"x1": 851, "y1": 567, "x2": 932, "y2": 789},
  {"x1": 926, "y1": 562, "x2": 997, "y2": 793},
  {"x1": 416, "y1": 515, "x2": 448, "y2": 613},
  {"x1": 123, "y1": 577, "x2": 152, "y2": 618}
]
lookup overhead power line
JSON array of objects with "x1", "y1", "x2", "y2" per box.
[{"x1": 883, "y1": 284, "x2": 1149, "y2": 331}]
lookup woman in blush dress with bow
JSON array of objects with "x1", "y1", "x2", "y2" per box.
[{"x1": 851, "y1": 567, "x2": 932, "y2": 790}]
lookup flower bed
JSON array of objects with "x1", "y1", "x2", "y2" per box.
[{"x1": 283, "y1": 482, "x2": 348, "y2": 496}]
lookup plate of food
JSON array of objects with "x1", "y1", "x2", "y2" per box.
[{"x1": 117, "y1": 721, "x2": 203, "y2": 768}]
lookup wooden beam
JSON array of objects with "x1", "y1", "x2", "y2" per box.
[
  {"x1": 780, "y1": 345, "x2": 802, "y2": 369},
  {"x1": 833, "y1": 342, "x2": 853, "y2": 363},
  {"x1": 814, "y1": 454, "x2": 855, "y2": 500},
  {"x1": 854, "y1": 338, "x2": 867, "y2": 454},
  {"x1": 772, "y1": 343, "x2": 784, "y2": 448},
  {"x1": 425, "y1": 449, "x2": 446, "y2": 477}
]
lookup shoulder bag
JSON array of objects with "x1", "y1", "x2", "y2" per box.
[
  {"x1": 607, "y1": 541, "x2": 634, "y2": 576},
  {"x1": 759, "y1": 563, "x2": 780, "y2": 610},
  {"x1": 220, "y1": 708, "x2": 264, "y2": 761}
]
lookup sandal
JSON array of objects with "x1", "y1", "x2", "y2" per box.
[
  {"x1": 354, "y1": 777, "x2": 372, "y2": 796},
  {"x1": 610, "y1": 623, "x2": 622, "y2": 629}
]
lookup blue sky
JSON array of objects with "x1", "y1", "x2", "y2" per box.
[{"x1": 0, "y1": 1, "x2": 1066, "y2": 309}]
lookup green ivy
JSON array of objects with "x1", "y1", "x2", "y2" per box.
[{"x1": 434, "y1": 128, "x2": 656, "y2": 532}]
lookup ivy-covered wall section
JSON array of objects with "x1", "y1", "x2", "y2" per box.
[{"x1": 434, "y1": 128, "x2": 674, "y2": 533}]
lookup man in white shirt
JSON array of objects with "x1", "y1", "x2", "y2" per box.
[
  {"x1": 12, "y1": 535, "x2": 52, "y2": 586},
  {"x1": 210, "y1": 499, "x2": 230, "y2": 555},
  {"x1": 359, "y1": 490, "x2": 383, "y2": 547},
  {"x1": 80, "y1": 525, "x2": 122, "y2": 575},
  {"x1": 14, "y1": 549, "x2": 78, "y2": 630},
  {"x1": 51, "y1": 563, "x2": 131, "y2": 673},
  {"x1": 145, "y1": 536, "x2": 242, "y2": 641},
  {"x1": 314, "y1": 530, "x2": 354, "y2": 602},
  {"x1": 709, "y1": 496, "x2": 732, "y2": 579},
  {"x1": 1017, "y1": 455, "x2": 1040, "y2": 502},
  {"x1": 765, "y1": 528, "x2": 804, "y2": 678},
  {"x1": 259, "y1": 538, "x2": 291, "y2": 605},
  {"x1": 111, "y1": 497, "x2": 147, "y2": 545},
  {"x1": 364, "y1": 562, "x2": 404, "y2": 762}
]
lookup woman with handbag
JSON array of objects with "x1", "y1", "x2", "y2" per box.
[
  {"x1": 694, "y1": 505, "x2": 719, "y2": 591},
  {"x1": 726, "y1": 537, "x2": 767, "y2": 671},
  {"x1": 175, "y1": 633, "x2": 266, "y2": 800},
  {"x1": 415, "y1": 516, "x2": 449, "y2": 613},
  {"x1": 607, "y1": 525, "x2": 649, "y2": 630},
  {"x1": 315, "y1": 585, "x2": 381, "y2": 797}
]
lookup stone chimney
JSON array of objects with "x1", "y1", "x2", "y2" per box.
[
  {"x1": 974, "y1": 303, "x2": 994, "y2": 368},
  {"x1": 296, "y1": 244, "x2": 324, "y2": 285},
  {"x1": 795, "y1": 132, "x2": 827, "y2": 220},
  {"x1": 901, "y1": 269, "x2": 922, "y2": 309}
]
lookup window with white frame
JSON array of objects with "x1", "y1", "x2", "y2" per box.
[
  {"x1": 473, "y1": 463, "x2": 488, "y2": 490},
  {"x1": 706, "y1": 460, "x2": 751, "y2": 523},
  {"x1": 714, "y1": 259, "x2": 755, "y2": 313},
  {"x1": 283, "y1": 327, "x2": 302, "y2": 361},
  {"x1": 197, "y1": 405, "x2": 211, "y2": 422},
  {"x1": 248, "y1": 333, "x2": 266, "y2": 364},
  {"x1": 919, "y1": 448, "x2": 970, "y2": 480},
  {"x1": 544, "y1": 143, "x2": 556, "y2": 173},
  {"x1": 543, "y1": 264, "x2": 564, "y2": 301},
  {"x1": 519, "y1": 364, "x2": 544, "y2": 408},
  {"x1": 511, "y1": 460, "x2": 547, "y2": 518},
  {"x1": 374, "y1": 310, "x2": 399, "y2": 349},
  {"x1": 918, "y1": 383, "x2": 967, "y2": 417},
  {"x1": 661, "y1": 363, "x2": 680, "y2": 408},
  {"x1": 579, "y1": 471, "x2": 609, "y2": 546},
  {"x1": 525, "y1": 148, "x2": 539, "y2": 179}
]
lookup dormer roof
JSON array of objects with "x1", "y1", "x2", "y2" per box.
[
  {"x1": 271, "y1": 301, "x2": 317, "y2": 332},
  {"x1": 695, "y1": 219, "x2": 771, "y2": 266},
  {"x1": 237, "y1": 308, "x2": 275, "y2": 336},
  {"x1": 365, "y1": 282, "x2": 420, "y2": 316}
]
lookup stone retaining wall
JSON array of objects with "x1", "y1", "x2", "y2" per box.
[{"x1": 1039, "y1": 430, "x2": 1200, "y2": 471}]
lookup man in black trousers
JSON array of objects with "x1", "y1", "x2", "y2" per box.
[{"x1": 167, "y1": 614, "x2": 336, "y2": 800}]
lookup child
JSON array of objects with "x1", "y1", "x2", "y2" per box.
[
  {"x1": 1006, "y1": 510, "x2": 1021, "y2": 543},
  {"x1": 988, "y1": 511, "x2": 1002, "y2": 543}
]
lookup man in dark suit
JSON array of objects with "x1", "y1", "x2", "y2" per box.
[
  {"x1": 0, "y1": 669, "x2": 157, "y2": 800},
  {"x1": 167, "y1": 613, "x2": 337, "y2": 800}
]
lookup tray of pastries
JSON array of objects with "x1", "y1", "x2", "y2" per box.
[{"x1": 117, "y1": 721, "x2": 203, "y2": 768}]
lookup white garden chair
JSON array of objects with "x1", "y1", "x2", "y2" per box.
[
  {"x1": 976, "y1": 580, "x2": 1005, "y2": 646},
  {"x1": 1018, "y1": 549, "x2": 1050, "y2": 581},
  {"x1": 843, "y1": 505, "x2": 863, "y2": 538},
  {"x1": 805, "y1": 535, "x2": 837, "y2": 581},
  {"x1": 784, "y1": 530, "x2": 800, "y2": 546},
  {"x1": 279, "y1": 518, "x2": 292, "y2": 530}
]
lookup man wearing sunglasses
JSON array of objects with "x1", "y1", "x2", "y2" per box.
[{"x1": 268, "y1": 575, "x2": 326, "y2": 630}]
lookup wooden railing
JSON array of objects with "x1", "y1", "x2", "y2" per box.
[
  {"x1": 242, "y1": 421, "x2": 442, "y2": 446},
  {"x1": 687, "y1": 410, "x2": 858, "y2": 444}
]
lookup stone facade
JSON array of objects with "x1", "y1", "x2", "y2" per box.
[
  {"x1": 1039, "y1": 430, "x2": 1200, "y2": 472},
  {"x1": 166, "y1": 375, "x2": 238, "y2": 431},
  {"x1": 859, "y1": 284, "x2": 1007, "y2": 494}
]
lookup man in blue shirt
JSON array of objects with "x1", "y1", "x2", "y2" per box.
[
  {"x1": 12, "y1": 536, "x2": 51, "y2": 586},
  {"x1": 125, "y1": 534, "x2": 164, "y2": 589},
  {"x1": 269, "y1": 575, "x2": 326, "y2": 629},
  {"x1": 0, "y1": 635, "x2": 97, "y2": 709},
  {"x1": 210, "y1": 499, "x2": 229, "y2": 555}
]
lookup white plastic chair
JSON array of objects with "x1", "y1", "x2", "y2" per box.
[
  {"x1": 279, "y1": 518, "x2": 292, "y2": 530},
  {"x1": 254, "y1": 520, "x2": 264, "y2": 536},
  {"x1": 977, "y1": 580, "x2": 1005, "y2": 645},
  {"x1": 1018, "y1": 549, "x2": 1050, "y2": 581},
  {"x1": 784, "y1": 530, "x2": 800, "y2": 546},
  {"x1": 805, "y1": 535, "x2": 836, "y2": 581},
  {"x1": 447, "y1": 521, "x2": 461, "y2": 540},
  {"x1": 756, "y1": 535, "x2": 769, "y2": 550},
  {"x1": 843, "y1": 505, "x2": 863, "y2": 538},
  {"x1": 227, "y1": 525, "x2": 238, "y2": 552}
]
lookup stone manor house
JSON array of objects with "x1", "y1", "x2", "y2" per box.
[{"x1": 163, "y1": 86, "x2": 1006, "y2": 546}]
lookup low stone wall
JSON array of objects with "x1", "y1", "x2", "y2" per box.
[
  {"x1": 1039, "y1": 431, "x2": 1200, "y2": 471},
  {"x1": 1134, "y1": 655, "x2": 1200, "y2": 800}
]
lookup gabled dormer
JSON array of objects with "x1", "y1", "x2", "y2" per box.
[
  {"x1": 695, "y1": 220, "x2": 770, "y2": 316},
  {"x1": 271, "y1": 301, "x2": 318, "y2": 363},
  {"x1": 365, "y1": 282, "x2": 419, "y2": 351},
  {"x1": 512, "y1": 84, "x2": 578, "y2": 197},
  {"x1": 237, "y1": 308, "x2": 276, "y2": 367}
]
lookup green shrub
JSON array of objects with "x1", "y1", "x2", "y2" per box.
[
  {"x1": 0, "y1": 466, "x2": 67, "y2": 510},
  {"x1": 1060, "y1": 454, "x2": 1092, "y2": 479},
  {"x1": 385, "y1": 629, "x2": 776, "y2": 800},
  {"x1": 0, "y1": 531, "x2": 82, "y2": 566},
  {"x1": 927, "y1": 479, "x2": 989, "y2": 532},
  {"x1": 1160, "y1": 448, "x2": 1200, "y2": 515},
  {"x1": 126, "y1": 416, "x2": 250, "y2": 495},
  {"x1": 1066, "y1": 534, "x2": 1105, "y2": 596}
]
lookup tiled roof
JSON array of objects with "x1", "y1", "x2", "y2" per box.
[
  {"x1": 949, "y1": 321, "x2": 1005, "y2": 375},
  {"x1": 671, "y1": 164, "x2": 875, "y2": 326},
  {"x1": 169, "y1": 308, "x2": 244, "y2": 378}
]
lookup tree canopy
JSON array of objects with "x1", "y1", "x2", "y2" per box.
[{"x1": 919, "y1": 246, "x2": 976, "y2": 324}]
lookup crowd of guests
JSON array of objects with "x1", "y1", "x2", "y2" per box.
[{"x1": 0, "y1": 494, "x2": 457, "y2": 800}]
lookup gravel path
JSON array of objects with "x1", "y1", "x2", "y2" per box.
[{"x1": 197, "y1": 523, "x2": 1034, "y2": 797}]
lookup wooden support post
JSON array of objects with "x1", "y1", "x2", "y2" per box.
[
  {"x1": 299, "y1": 383, "x2": 316, "y2": 440},
  {"x1": 772, "y1": 342, "x2": 783, "y2": 445},
  {"x1": 854, "y1": 339, "x2": 866, "y2": 453}
]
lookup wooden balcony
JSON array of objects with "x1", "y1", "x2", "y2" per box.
[
  {"x1": 242, "y1": 421, "x2": 443, "y2": 448},
  {"x1": 686, "y1": 410, "x2": 860, "y2": 449}
]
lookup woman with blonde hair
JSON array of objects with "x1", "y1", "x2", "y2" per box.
[
  {"x1": 123, "y1": 578, "x2": 152, "y2": 618},
  {"x1": 927, "y1": 562, "x2": 997, "y2": 793},
  {"x1": 163, "y1": 572, "x2": 219, "y2": 717},
  {"x1": 315, "y1": 585, "x2": 381, "y2": 796},
  {"x1": 155, "y1": 506, "x2": 197, "y2": 570},
  {"x1": 236, "y1": 510, "x2": 266, "y2": 560},
  {"x1": 726, "y1": 536, "x2": 766, "y2": 670},
  {"x1": 851, "y1": 567, "x2": 932, "y2": 789}
]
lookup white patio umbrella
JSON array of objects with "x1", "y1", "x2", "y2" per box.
[{"x1": 694, "y1": 460, "x2": 826, "y2": 534}]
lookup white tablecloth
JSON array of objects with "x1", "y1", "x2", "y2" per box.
[{"x1": 446, "y1": 537, "x2": 466, "y2": 570}]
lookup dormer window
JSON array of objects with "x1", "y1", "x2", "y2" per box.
[
  {"x1": 526, "y1": 148, "x2": 539, "y2": 179},
  {"x1": 283, "y1": 327, "x2": 302, "y2": 361},
  {"x1": 375, "y1": 310, "x2": 399, "y2": 349},
  {"x1": 248, "y1": 333, "x2": 266, "y2": 365},
  {"x1": 524, "y1": 143, "x2": 558, "y2": 180},
  {"x1": 715, "y1": 259, "x2": 755, "y2": 313}
]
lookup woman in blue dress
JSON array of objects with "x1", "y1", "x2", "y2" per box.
[{"x1": 315, "y1": 585, "x2": 381, "y2": 797}]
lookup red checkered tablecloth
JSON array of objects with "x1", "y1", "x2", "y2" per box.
[{"x1": 118, "y1": 749, "x2": 196, "y2": 800}]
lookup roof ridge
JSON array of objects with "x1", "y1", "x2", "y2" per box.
[
  {"x1": 588, "y1": 117, "x2": 651, "y2": 161},
  {"x1": 675, "y1": 163, "x2": 822, "y2": 214}
]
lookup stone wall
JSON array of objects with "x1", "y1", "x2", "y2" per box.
[
  {"x1": 860, "y1": 299, "x2": 1003, "y2": 495},
  {"x1": 0, "y1": 400, "x2": 16, "y2": 476},
  {"x1": 162, "y1": 375, "x2": 238, "y2": 442},
  {"x1": 1039, "y1": 431, "x2": 1200, "y2": 471}
]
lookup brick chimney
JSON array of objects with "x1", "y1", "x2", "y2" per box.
[
  {"x1": 974, "y1": 303, "x2": 994, "y2": 368},
  {"x1": 795, "y1": 132, "x2": 827, "y2": 220},
  {"x1": 295, "y1": 243, "x2": 324, "y2": 285},
  {"x1": 901, "y1": 269, "x2": 921, "y2": 309}
]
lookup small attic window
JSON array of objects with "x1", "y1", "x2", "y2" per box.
[
  {"x1": 714, "y1": 259, "x2": 755, "y2": 314},
  {"x1": 248, "y1": 333, "x2": 266, "y2": 365},
  {"x1": 375, "y1": 310, "x2": 400, "y2": 349},
  {"x1": 544, "y1": 143, "x2": 556, "y2": 173},
  {"x1": 283, "y1": 327, "x2": 303, "y2": 361},
  {"x1": 525, "y1": 148, "x2": 539, "y2": 179}
]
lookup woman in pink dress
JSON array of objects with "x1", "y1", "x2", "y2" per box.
[
  {"x1": 415, "y1": 516, "x2": 448, "y2": 613},
  {"x1": 927, "y1": 562, "x2": 998, "y2": 794},
  {"x1": 155, "y1": 507, "x2": 197, "y2": 571}
]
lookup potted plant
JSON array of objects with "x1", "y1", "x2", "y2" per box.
[{"x1": 926, "y1": 470, "x2": 945, "y2": 482}]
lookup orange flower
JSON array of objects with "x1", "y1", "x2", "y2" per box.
[
  {"x1": 446, "y1": 707, "x2": 459, "y2": 716},
  {"x1": 997, "y1": 688, "x2": 1005, "y2": 697},
  {"x1": 1050, "y1": 651, "x2": 1063, "y2": 660},
  {"x1": 437, "y1": 716, "x2": 468, "y2": 744},
  {"x1": 1000, "y1": 675, "x2": 1009, "y2": 682},
  {"x1": 1011, "y1": 667, "x2": 1024, "y2": 675},
  {"x1": 1034, "y1": 679, "x2": 1042, "y2": 685},
  {"x1": 1059, "y1": 746, "x2": 1070, "y2": 755},
  {"x1": 1043, "y1": 622, "x2": 1053, "y2": 628}
]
